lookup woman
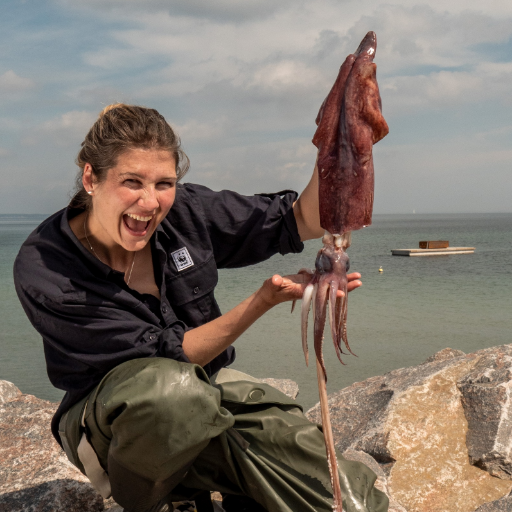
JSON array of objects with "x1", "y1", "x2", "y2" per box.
[{"x1": 14, "y1": 104, "x2": 388, "y2": 512}]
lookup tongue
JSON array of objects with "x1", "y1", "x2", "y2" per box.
[{"x1": 125, "y1": 215, "x2": 148, "y2": 232}]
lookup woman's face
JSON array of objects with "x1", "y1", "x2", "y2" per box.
[{"x1": 85, "y1": 148, "x2": 178, "y2": 253}]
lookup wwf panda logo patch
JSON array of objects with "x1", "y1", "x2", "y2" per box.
[{"x1": 171, "y1": 247, "x2": 194, "y2": 272}]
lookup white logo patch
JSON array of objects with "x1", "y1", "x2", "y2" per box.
[{"x1": 171, "y1": 247, "x2": 194, "y2": 272}]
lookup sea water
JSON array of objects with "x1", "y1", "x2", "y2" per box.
[{"x1": 1, "y1": 213, "x2": 511, "y2": 409}]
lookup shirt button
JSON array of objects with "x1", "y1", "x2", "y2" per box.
[
  {"x1": 162, "y1": 305, "x2": 168, "y2": 313},
  {"x1": 193, "y1": 287, "x2": 199, "y2": 294},
  {"x1": 149, "y1": 334, "x2": 156, "y2": 341}
]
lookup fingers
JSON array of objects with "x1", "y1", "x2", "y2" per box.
[{"x1": 347, "y1": 279, "x2": 362, "y2": 293}]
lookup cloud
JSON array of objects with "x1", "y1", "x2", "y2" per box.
[
  {"x1": 58, "y1": 0, "x2": 300, "y2": 22},
  {"x1": 381, "y1": 60, "x2": 512, "y2": 117},
  {"x1": 0, "y1": 70, "x2": 35, "y2": 94},
  {"x1": 24, "y1": 110, "x2": 97, "y2": 147},
  {"x1": 4, "y1": 0, "x2": 512, "y2": 214}
]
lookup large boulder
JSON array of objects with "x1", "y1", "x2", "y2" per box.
[
  {"x1": 458, "y1": 348, "x2": 512, "y2": 479},
  {"x1": 0, "y1": 381, "x2": 105, "y2": 511},
  {"x1": 307, "y1": 345, "x2": 512, "y2": 512}
]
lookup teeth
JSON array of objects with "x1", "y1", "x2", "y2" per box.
[{"x1": 127, "y1": 213, "x2": 153, "y2": 222}]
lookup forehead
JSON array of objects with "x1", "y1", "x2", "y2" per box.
[{"x1": 112, "y1": 148, "x2": 177, "y2": 177}]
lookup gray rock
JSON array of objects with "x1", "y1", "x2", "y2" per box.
[
  {"x1": 0, "y1": 389, "x2": 104, "y2": 511},
  {"x1": 260, "y1": 378, "x2": 299, "y2": 399},
  {"x1": 422, "y1": 347, "x2": 466, "y2": 364},
  {"x1": 458, "y1": 347, "x2": 512, "y2": 480},
  {"x1": 306, "y1": 346, "x2": 512, "y2": 512},
  {"x1": 0, "y1": 379, "x2": 22, "y2": 404},
  {"x1": 474, "y1": 495, "x2": 512, "y2": 511}
]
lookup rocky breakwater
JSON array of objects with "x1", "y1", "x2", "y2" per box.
[
  {"x1": 4, "y1": 346, "x2": 512, "y2": 512},
  {"x1": 307, "y1": 345, "x2": 512, "y2": 512},
  {"x1": 0, "y1": 377, "x2": 298, "y2": 511},
  {"x1": 0, "y1": 381, "x2": 106, "y2": 511}
]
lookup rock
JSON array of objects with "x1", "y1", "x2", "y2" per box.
[
  {"x1": 0, "y1": 382, "x2": 104, "y2": 511},
  {"x1": 0, "y1": 379, "x2": 22, "y2": 404},
  {"x1": 306, "y1": 346, "x2": 512, "y2": 512},
  {"x1": 458, "y1": 347, "x2": 512, "y2": 480},
  {"x1": 0, "y1": 376, "x2": 300, "y2": 512},
  {"x1": 422, "y1": 347, "x2": 466, "y2": 364},
  {"x1": 260, "y1": 378, "x2": 299, "y2": 399},
  {"x1": 474, "y1": 494, "x2": 512, "y2": 511}
]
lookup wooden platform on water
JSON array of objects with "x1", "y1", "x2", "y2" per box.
[{"x1": 391, "y1": 247, "x2": 475, "y2": 257}]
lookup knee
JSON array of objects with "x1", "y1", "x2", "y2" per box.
[{"x1": 93, "y1": 358, "x2": 234, "y2": 439}]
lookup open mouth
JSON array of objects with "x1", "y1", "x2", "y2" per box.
[{"x1": 123, "y1": 213, "x2": 153, "y2": 236}]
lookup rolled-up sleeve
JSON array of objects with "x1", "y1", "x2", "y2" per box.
[{"x1": 183, "y1": 184, "x2": 304, "y2": 268}]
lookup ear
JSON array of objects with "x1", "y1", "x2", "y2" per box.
[{"x1": 82, "y1": 163, "x2": 94, "y2": 193}]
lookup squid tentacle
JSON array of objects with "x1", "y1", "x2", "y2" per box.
[
  {"x1": 329, "y1": 280, "x2": 346, "y2": 365},
  {"x1": 301, "y1": 282, "x2": 315, "y2": 366}
]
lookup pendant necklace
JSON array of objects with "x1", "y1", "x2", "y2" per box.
[{"x1": 83, "y1": 214, "x2": 136, "y2": 285}]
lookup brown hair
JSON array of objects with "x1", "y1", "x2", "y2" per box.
[{"x1": 71, "y1": 103, "x2": 190, "y2": 209}]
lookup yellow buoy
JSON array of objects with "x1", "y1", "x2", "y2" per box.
[{"x1": 379, "y1": 266, "x2": 383, "y2": 273}]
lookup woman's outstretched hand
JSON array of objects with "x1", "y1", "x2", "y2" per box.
[
  {"x1": 259, "y1": 272, "x2": 362, "y2": 307},
  {"x1": 184, "y1": 271, "x2": 361, "y2": 366}
]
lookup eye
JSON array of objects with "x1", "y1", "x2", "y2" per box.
[
  {"x1": 123, "y1": 179, "x2": 142, "y2": 189},
  {"x1": 156, "y1": 181, "x2": 175, "y2": 190}
]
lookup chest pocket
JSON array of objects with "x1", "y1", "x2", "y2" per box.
[{"x1": 165, "y1": 256, "x2": 220, "y2": 326}]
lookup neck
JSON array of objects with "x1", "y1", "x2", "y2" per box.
[{"x1": 84, "y1": 213, "x2": 134, "y2": 271}]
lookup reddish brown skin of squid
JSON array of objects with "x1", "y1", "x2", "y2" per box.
[
  {"x1": 315, "y1": 31, "x2": 389, "y2": 235},
  {"x1": 310, "y1": 31, "x2": 389, "y2": 377},
  {"x1": 313, "y1": 241, "x2": 350, "y2": 379}
]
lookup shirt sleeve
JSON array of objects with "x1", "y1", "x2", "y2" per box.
[
  {"x1": 14, "y1": 275, "x2": 189, "y2": 397},
  {"x1": 183, "y1": 184, "x2": 304, "y2": 268}
]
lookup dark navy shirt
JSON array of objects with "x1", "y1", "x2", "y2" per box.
[{"x1": 13, "y1": 183, "x2": 304, "y2": 442}]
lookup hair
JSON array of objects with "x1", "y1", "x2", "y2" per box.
[{"x1": 70, "y1": 103, "x2": 190, "y2": 209}]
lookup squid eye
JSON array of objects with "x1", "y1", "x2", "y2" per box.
[
  {"x1": 315, "y1": 253, "x2": 332, "y2": 274},
  {"x1": 346, "y1": 259, "x2": 350, "y2": 273}
]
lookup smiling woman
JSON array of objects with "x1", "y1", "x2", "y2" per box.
[{"x1": 13, "y1": 104, "x2": 385, "y2": 512}]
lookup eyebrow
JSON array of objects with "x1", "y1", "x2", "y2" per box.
[{"x1": 119, "y1": 172, "x2": 177, "y2": 181}]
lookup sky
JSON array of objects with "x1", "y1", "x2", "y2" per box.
[{"x1": 1, "y1": 0, "x2": 511, "y2": 214}]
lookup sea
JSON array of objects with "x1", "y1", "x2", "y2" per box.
[{"x1": 1, "y1": 213, "x2": 511, "y2": 410}]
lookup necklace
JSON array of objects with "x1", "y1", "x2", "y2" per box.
[{"x1": 83, "y1": 214, "x2": 136, "y2": 285}]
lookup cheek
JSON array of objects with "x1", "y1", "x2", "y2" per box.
[
  {"x1": 108, "y1": 188, "x2": 139, "y2": 210},
  {"x1": 160, "y1": 189, "x2": 176, "y2": 210}
]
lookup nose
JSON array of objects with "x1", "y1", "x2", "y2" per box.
[{"x1": 138, "y1": 186, "x2": 159, "y2": 211}]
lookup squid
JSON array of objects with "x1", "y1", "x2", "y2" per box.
[{"x1": 301, "y1": 31, "x2": 389, "y2": 511}]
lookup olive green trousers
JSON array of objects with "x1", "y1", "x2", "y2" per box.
[{"x1": 59, "y1": 358, "x2": 388, "y2": 512}]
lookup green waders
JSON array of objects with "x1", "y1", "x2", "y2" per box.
[{"x1": 59, "y1": 358, "x2": 388, "y2": 512}]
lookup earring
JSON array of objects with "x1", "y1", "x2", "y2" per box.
[{"x1": 87, "y1": 191, "x2": 93, "y2": 195}]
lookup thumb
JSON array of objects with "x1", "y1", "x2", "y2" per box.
[{"x1": 271, "y1": 274, "x2": 284, "y2": 288}]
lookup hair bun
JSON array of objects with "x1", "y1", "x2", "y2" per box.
[{"x1": 99, "y1": 103, "x2": 126, "y2": 118}]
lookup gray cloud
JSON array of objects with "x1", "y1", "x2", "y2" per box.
[
  {"x1": 0, "y1": 70, "x2": 35, "y2": 94},
  {"x1": 58, "y1": 0, "x2": 300, "y2": 22},
  {"x1": 3, "y1": 0, "x2": 512, "y2": 213}
]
